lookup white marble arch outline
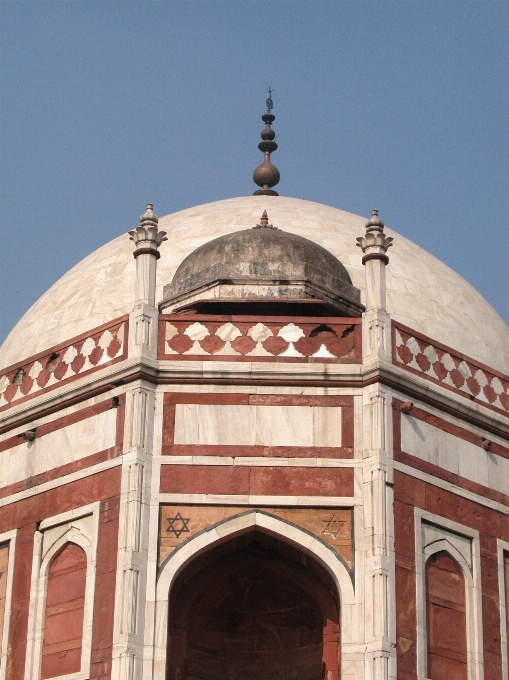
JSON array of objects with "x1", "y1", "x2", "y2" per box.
[
  {"x1": 24, "y1": 502, "x2": 100, "y2": 680},
  {"x1": 152, "y1": 510, "x2": 358, "y2": 680},
  {"x1": 0, "y1": 529, "x2": 16, "y2": 680},
  {"x1": 414, "y1": 509, "x2": 483, "y2": 680},
  {"x1": 497, "y1": 538, "x2": 509, "y2": 680}
]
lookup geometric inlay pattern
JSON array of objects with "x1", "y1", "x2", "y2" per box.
[
  {"x1": 393, "y1": 321, "x2": 509, "y2": 415},
  {"x1": 159, "y1": 315, "x2": 362, "y2": 364},
  {"x1": 0, "y1": 317, "x2": 128, "y2": 411},
  {"x1": 159, "y1": 506, "x2": 353, "y2": 569},
  {"x1": 166, "y1": 512, "x2": 190, "y2": 538}
]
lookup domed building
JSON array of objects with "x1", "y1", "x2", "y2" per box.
[{"x1": 0, "y1": 104, "x2": 508, "y2": 680}]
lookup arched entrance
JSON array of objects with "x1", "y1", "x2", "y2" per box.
[{"x1": 167, "y1": 531, "x2": 340, "y2": 680}]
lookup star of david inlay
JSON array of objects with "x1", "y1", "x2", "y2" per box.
[
  {"x1": 166, "y1": 512, "x2": 190, "y2": 538},
  {"x1": 322, "y1": 515, "x2": 346, "y2": 540}
]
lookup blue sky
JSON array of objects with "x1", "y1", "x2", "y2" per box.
[{"x1": 1, "y1": 1, "x2": 508, "y2": 343}]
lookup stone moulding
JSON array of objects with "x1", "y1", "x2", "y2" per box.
[
  {"x1": 392, "y1": 320, "x2": 509, "y2": 416},
  {"x1": 0, "y1": 316, "x2": 128, "y2": 412},
  {"x1": 158, "y1": 314, "x2": 362, "y2": 363}
]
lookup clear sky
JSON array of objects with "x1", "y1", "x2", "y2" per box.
[{"x1": 1, "y1": 1, "x2": 508, "y2": 344}]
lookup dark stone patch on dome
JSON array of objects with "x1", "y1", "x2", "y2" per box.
[{"x1": 161, "y1": 227, "x2": 363, "y2": 317}]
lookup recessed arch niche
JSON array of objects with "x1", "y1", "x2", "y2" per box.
[{"x1": 166, "y1": 531, "x2": 340, "y2": 680}]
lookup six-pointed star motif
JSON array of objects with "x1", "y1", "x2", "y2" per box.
[
  {"x1": 322, "y1": 515, "x2": 345, "y2": 540},
  {"x1": 167, "y1": 512, "x2": 190, "y2": 538}
]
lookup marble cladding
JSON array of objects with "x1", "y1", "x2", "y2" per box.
[
  {"x1": 401, "y1": 413, "x2": 509, "y2": 495},
  {"x1": 0, "y1": 318, "x2": 127, "y2": 410},
  {"x1": 2, "y1": 196, "x2": 507, "y2": 374},
  {"x1": 160, "y1": 316, "x2": 361, "y2": 363},
  {"x1": 0, "y1": 408, "x2": 117, "y2": 489},
  {"x1": 393, "y1": 321, "x2": 509, "y2": 415},
  {"x1": 174, "y1": 403, "x2": 341, "y2": 447}
]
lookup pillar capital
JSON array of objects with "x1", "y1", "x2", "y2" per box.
[
  {"x1": 128, "y1": 204, "x2": 167, "y2": 259},
  {"x1": 356, "y1": 210, "x2": 393, "y2": 261},
  {"x1": 356, "y1": 209, "x2": 393, "y2": 313}
]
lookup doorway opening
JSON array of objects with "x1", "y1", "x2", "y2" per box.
[{"x1": 167, "y1": 530, "x2": 340, "y2": 680}]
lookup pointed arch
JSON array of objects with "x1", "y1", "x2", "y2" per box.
[
  {"x1": 153, "y1": 510, "x2": 357, "y2": 680},
  {"x1": 24, "y1": 507, "x2": 100, "y2": 680},
  {"x1": 424, "y1": 542, "x2": 469, "y2": 680},
  {"x1": 41, "y1": 542, "x2": 87, "y2": 678}
]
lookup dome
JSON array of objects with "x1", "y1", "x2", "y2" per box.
[
  {"x1": 1, "y1": 195, "x2": 508, "y2": 373},
  {"x1": 161, "y1": 223, "x2": 363, "y2": 317}
]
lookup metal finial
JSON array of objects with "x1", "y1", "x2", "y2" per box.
[
  {"x1": 253, "y1": 92, "x2": 280, "y2": 197},
  {"x1": 266, "y1": 87, "x2": 274, "y2": 111}
]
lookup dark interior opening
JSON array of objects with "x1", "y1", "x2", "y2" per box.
[
  {"x1": 172, "y1": 300, "x2": 354, "y2": 317},
  {"x1": 167, "y1": 531, "x2": 340, "y2": 680}
]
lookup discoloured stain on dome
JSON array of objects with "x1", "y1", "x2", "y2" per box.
[{"x1": 162, "y1": 225, "x2": 362, "y2": 316}]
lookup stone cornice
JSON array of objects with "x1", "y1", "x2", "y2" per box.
[{"x1": 1, "y1": 351, "x2": 507, "y2": 442}]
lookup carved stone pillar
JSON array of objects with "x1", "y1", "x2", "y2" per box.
[
  {"x1": 128, "y1": 204, "x2": 167, "y2": 360},
  {"x1": 362, "y1": 385, "x2": 397, "y2": 680},
  {"x1": 112, "y1": 205, "x2": 165, "y2": 679},
  {"x1": 357, "y1": 210, "x2": 393, "y2": 362}
]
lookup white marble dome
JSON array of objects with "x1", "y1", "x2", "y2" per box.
[{"x1": 1, "y1": 195, "x2": 508, "y2": 373}]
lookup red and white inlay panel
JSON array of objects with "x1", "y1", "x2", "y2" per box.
[
  {"x1": 158, "y1": 315, "x2": 362, "y2": 363},
  {"x1": 0, "y1": 317, "x2": 128, "y2": 410},
  {"x1": 393, "y1": 321, "x2": 509, "y2": 415}
]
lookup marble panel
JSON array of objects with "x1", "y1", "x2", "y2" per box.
[
  {"x1": 313, "y1": 406, "x2": 341, "y2": 447},
  {"x1": 458, "y1": 440, "x2": 488, "y2": 488},
  {"x1": 0, "y1": 409, "x2": 117, "y2": 488},
  {"x1": 254, "y1": 405, "x2": 313, "y2": 447},
  {"x1": 174, "y1": 403, "x2": 342, "y2": 448},
  {"x1": 173, "y1": 404, "x2": 200, "y2": 444},
  {"x1": 487, "y1": 453, "x2": 509, "y2": 496},
  {"x1": 401, "y1": 415, "x2": 440, "y2": 467},
  {"x1": 401, "y1": 414, "x2": 506, "y2": 491},
  {"x1": 198, "y1": 404, "x2": 255, "y2": 445}
]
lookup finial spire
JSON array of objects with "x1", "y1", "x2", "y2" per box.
[
  {"x1": 253, "y1": 91, "x2": 280, "y2": 196},
  {"x1": 253, "y1": 209, "x2": 278, "y2": 230}
]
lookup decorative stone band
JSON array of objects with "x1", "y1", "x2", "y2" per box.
[
  {"x1": 392, "y1": 320, "x2": 509, "y2": 415},
  {"x1": 361, "y1": 253, "x2": 389, "y2": 265},
  {"x1": 132, "y1": 247, "x2": 161, "y2": 260},
  {"x1": 0, "y1": 316, "x2": 128, "y2": 411},
  {"x1": 158, "y1": 315, "x2": 362, "y2": 363}
]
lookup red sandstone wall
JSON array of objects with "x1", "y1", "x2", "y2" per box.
[
  {"x1": 41, "y1": 543, "x2": 87, "y2": 678},
  {"x1": 425, "y1": 551, "x2": 467, "y2": 680},
  {"x1": 394, "y1": 470, "x2": 508, "y2": 680},
  {"x1": 393, "y1": 395, "x2": 509, "y2": 680},
  {"x1": 3, "y1": 466, "x2": 121, "y2": 680}
]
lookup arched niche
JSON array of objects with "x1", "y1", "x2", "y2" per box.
[
  {"x1": 153, "y1": 511, "x2": 356, "y2": 680},
  {"x1": 41, "y1": 541, "x2": 87, "y2": 679},
  {"x1": 425, "y1": 549, "x2": 467, "y2": 680}
]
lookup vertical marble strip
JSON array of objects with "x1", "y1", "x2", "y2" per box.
[
  {"x1": 124, "y1": 462, "x2": 144, "y2": 552},
  {"x1": 372, "y1": 468, "x2": 388, "y2": 556},
  {"x1": 0, "y1": 543, "x2": 9, "y2": 651},
  {"x1": 130, "y1": 389, "x2": 148, "y2": 450},
  {"x1": 372, "y1": 571, "x2": 389, "y2": 638},
  {"x1": 135, "y1": 315, "x2": 151, "y2": 348},
  {"x1": 372, "y1": 652, "x2": 389, "y2": 680},
  {"x1": 120, "y1": 649, "x2": 135, "y2": 680},
  {"x1": 370, "y1": 393, "x2": 386, "y2": 453},
  {"x1": 121, "y1": 567, "x2": 139, "y2": 636}
]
